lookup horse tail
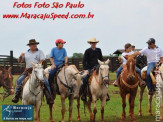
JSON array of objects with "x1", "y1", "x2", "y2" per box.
[
  {"x1": 126, "y1": 93, "x2": 130, "y2": 101},
  {"x1": 83, "y1": 100, "x2": 87, "y2": 116}
]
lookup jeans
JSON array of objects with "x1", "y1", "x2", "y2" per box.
[
  {"x1": 147, "y1": 62, "x2": 156, "y2": 90},
  {"x1": 116, "y1": 66, "x2": 142, "y2": 78},
  {"x1": 15, "y1": 73, "x2": 52, "y2": 97},
  {"x1": 82, "y1": 69, "x2": 93, "y2": 88},
  {"x1": 116, "y1": 66, "x2": 123, "y2": 78},
  {"x1": 48, "y1": 66, "x2": 58, "y2": 85}
]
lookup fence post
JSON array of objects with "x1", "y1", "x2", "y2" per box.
[{"x1": 10, "y1": 50, "x2": 13, "y2": 67}]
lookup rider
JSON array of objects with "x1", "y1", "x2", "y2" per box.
[
  {"x1": 133, "y1": 38, "x2": 163, "y2": 95},
  {"x1": 12, "y1": 39, "x2": 53, "y2": 104},
  {"x1": 82, "y1": 38, "x2": 110, "y2": 101},
  {"x1": 113, "y1": 43, "x2": 144, "y2": 87},
  {"x1": 48, "y1": 39, "x2": 68, "y2": 98}
]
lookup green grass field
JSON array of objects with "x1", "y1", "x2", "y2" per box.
[{"x1": 0, "y1": 74, "x2": 160, "y2": 122}]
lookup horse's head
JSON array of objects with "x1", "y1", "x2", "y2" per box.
[
  {"x1": 67, "y1": 65, "x2": 85, "y2": 99},
  {"x1": 126, "y1": 56, "x2": 136, "y2": 80},
  {"x1": 0, "y1": 67, "x2": 14, "y2": 95},
  {"x1": 98, "y1": 59, "x2": 110, "y2": 84},
  {"x1": 31, "y1": 63, "x2": 44, "y2": 84}
]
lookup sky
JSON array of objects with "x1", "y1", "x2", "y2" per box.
[{"x1": 0, "y1": 0, "x2": 163, "y2": 58}]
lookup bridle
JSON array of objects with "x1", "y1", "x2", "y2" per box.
[
  {"x1": 29, "y1": 68, "x2": 44, "y2": 97},
  {"x1": 94, "y1": 64, "x2": 109, "y2": 88}
]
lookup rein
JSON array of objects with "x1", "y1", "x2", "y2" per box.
[{"x1": 57, "y1": 67, "x2": 74, "y2": 94}]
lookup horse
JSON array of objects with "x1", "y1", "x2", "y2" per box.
[
  {"x1": 83, "y1": 59, "x2": 110, "y2": 122},
  {"x1": 22, "y1": 63, "x2": 45, "y2": 122},
  {"x1": 48, "y1": 65, "x2": 86, "y2": 122},
  {"x1": 119, "y1": 56, "x2": 139, "y2": 122},
  {"x1": 0, "y1": 67, "x2": 14, "y2": 100},
  {"x1": 139, "y1": 63, "x2": 163, "y2": 120}
]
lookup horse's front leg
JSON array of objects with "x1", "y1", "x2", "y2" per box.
[
  {"x1": 36, "y1": 103, "x2": 41, "y2": 122},
  {"x1": 101, "y1": 96, "x2": 106, "y2": 122},
  {"x1": 77, "y1": 97, "x2": 81, "y2": 121},
  {"x1": 148, "y1": 94, "x2": 153, "y2": 116},
  {"x1": 49, "y1": 104, "x2": 54, "y2": 122},
  {"x1": 92, "y1": 96, "x2": 97, "y2": 122},
  {"x1": 68, "y1": 96, "x2": 74, "y2": 122},
  {"x1": 130, "y1": 92, "x2": 137, "y2": 122},
  {"x1": 61, "y1": 96, "x2": 66, "y2": 122},
  {"x1": 138, "y1": 85, "x2": 146, "y2": 116},
  {"x1": 120, "y1": 92, "x2": 126, "y2": 122}
]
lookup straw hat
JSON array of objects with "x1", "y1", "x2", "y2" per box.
[{"x1": 87, "y1": 38, "x2": 99, "y2": 43}]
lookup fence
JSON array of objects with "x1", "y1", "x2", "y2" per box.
[{"x1": 0, "y1": 51, "x2": 121, "y2": 75}]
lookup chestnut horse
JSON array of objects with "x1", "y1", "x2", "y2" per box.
[
  {"x1": 0, "y1": 67, "x2": 14, "y2": 100},
  {"x1": 119, "y1": 56, "x2": 139, "y2": 122}
]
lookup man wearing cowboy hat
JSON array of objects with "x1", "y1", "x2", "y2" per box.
[
  {"x1": 12, "y1": 39, "x2": 54, "y2": 104},
  {"x1": 133, "y1": 38, "x2": 163, "y2": 95},
  {"x1": 82, "y1": 38, "x2": 110, "y2": 101},
  {"x1": 48, "y1": 39, "x2": 68, "y2": 97}
]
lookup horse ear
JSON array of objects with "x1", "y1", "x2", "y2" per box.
[
  {"x1": 8, "y1": 67, "x2": 12, "y2": 73},
  {"x1": 31, "y1": 62, "x2": 35, "y2": 67},
  {"x1": 98, "y1": 59, "x2": 102, "y2": 65},
  {"x1": 105, "y1": 59, "x2": 110, "y2": 65}
]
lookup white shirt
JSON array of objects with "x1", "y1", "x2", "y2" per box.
[
  {"x1": 121, "y1": 51, "x2": 134, "y2": 65},
  {"x1": 139, "y1": 46, "x2": 163, "y2": 64}
]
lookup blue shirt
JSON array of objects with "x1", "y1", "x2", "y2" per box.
[{"x1": 50, "y1": 47, "x2": 67, "y2": 66}]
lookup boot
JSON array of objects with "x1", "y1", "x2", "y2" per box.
[
  {"x1": 113, "y1": 76, "x2": 120, "y2": 87},
  {"x1": 12, "y1": 86, "x2": 22, "y2": 103},
  {"x1": 81, "y1": 88, "x2": 87, "y2": 101},
  {"x1": 44, "y1": 86, "x2": 54, "y2": 104}
]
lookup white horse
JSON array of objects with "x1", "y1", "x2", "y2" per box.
[
  {"x1": 48, "y1": 65, "x2": 86, "y2": 122},
  {"x1": 139, "y1": 64, "x2": 163, "y2": 120},
  {"x1": 22, "y1": 63, "x2": 44, "y2": 122},
  {"x1": 86, "y1": 59, "x2": 110, "y2": 122}
]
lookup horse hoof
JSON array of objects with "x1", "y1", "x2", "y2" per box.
[
  {"x1": 138, "y1": 113, "x2": 142, "y2": 116},
  {"x1": 149, "y1": 113, "x2": 153, "y2": 116}
]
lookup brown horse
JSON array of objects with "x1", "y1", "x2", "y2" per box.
[
  {"x1": 119, "y1": 56, "x2": 139, "y2": 122},
  {"x1": 0, "y1": 67, "x2": 14, "y2": 100}
]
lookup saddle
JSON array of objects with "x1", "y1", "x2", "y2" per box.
[{"x1": 141, "y1": 65, "x2": 161, "y2": 85}]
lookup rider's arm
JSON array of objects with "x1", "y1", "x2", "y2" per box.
[
  {"x1": 18, "y1": 53, "x2": 25, "y2": 63},
  {"x1": 82, "y1": 49, "x2": 89, "y2": 70},
  {"x1": 64, "y1": 57, "x2": 68, "y2": 65},
  {"x1": 132, "y1": 51, "x2": 141, "y2": 58},
  {"x1": 160, "y1": 57, "x2": 163, "y2": 63},
  {"x1": 63, "y1": 48, "x2": 68, "y2": 65}
]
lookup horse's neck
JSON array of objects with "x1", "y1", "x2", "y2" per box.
[
  {"x1": 97, "y1": 70, "x2": 103, "y2": 83},
  {"x1": 29, "y1": 71, "x2": 38, "y2": 89}
]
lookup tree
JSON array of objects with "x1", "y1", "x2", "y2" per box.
[{"x1": 72, "y1": 53, "x2": 83, "y2": 58}]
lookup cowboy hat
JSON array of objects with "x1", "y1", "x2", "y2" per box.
[
  {"x1": 27, "y1": 39, "x2": 39, "y2": 46},
  {"x1": 87, "y1": 38, "x2": 99, "y2": 43}
]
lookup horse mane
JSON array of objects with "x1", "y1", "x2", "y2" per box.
[
  {"x1": 127, "y1": 55, "x2": 135, "y2": 62},
  {"x1": 69, "y1": 65, "x2": 79, "y2": 73},
  {"x1": 95, "y1": 65, "x2": 100, "y2": 75}
]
